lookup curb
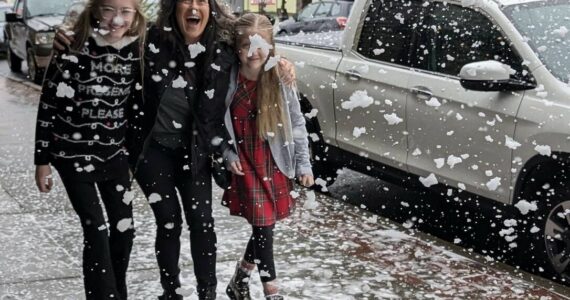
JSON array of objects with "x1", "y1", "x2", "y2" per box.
[{"x1": 3, "y1": 73, "x2": 41, "y2": 91}]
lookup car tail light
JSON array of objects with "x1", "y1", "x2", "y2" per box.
[{"x1": 336, "y1": 17, "x2": 348, "y2": 29}]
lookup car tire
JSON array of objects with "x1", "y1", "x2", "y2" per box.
[
  {"x1": 305, "y1": 116, "x2": 340, "y2": 192},
  {"x1": 7, "y1": 46, "x2": 22, "y2": 72},
  {"x1": 517, "y1": 166, "x2": 570, "y2": 283},
  {"x1": 26, "y1": 47, "x2": 44, "y2": 84}
]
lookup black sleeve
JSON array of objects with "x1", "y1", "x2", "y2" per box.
[
  {"x1": 197, "y1": 42, "x2": 236, "y2": 154},
  {"x1": 34, "y1": 51, "x2": 66, "y2": 165},
  {"x1": 125, "y1": 58, "x2": 145, "y2": 169}
]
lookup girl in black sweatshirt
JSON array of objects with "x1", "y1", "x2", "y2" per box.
[{"x1": 33, "y1": 0, "x2": 146, "y2": 298}]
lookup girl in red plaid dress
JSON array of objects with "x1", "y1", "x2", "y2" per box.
[{"x1": 221, "y1": 13, "x2": 314, "y2": 300}]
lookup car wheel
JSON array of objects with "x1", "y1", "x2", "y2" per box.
[
  {"x1": 518, "y1": 166, "x2": 570, "y2": 283},
  {"x1": 7, "y1": 46, "x2": 22, "y2": 72},
  {"x1": 305, "y1": 116, "x2": 340, "y2": 192},
  {"x1": 26, "y1": 47, "x2": 44, "y2": 84}
]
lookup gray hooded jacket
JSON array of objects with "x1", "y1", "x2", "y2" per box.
[{"x1": 222, "y1": 65, "x2": 313, "y2": 179}]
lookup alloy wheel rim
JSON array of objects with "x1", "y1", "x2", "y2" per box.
[{"x1": 544, "y1": 200, "x2": 570, "y2": 276}]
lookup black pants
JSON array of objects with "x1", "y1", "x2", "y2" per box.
[
  {"x1": 135, "y1": 141, "x2": 217, "y2": 297},
  {"x1": 244, "y1": 225, "x2": 276, "y2": 282},
  {"x1": 61, "y1": 174, "x2": 134, "y2": 300}
]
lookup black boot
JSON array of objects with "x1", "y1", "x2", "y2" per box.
[
  {"x1": 158, "y1": 268, "x2": 182, "y2": 300},
  {"x1": 198, "y1": 285, "x2": 216, "y2": 300},
  {"x1": 226, "y1": 262, "x2": 252, "y2": 300}
]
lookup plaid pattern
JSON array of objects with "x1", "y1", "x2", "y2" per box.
[{"x1": 222, "y1": 74, "x2": 295, "y2": 226}]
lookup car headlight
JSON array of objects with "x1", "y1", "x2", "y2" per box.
[{"x1": 34, "y1": 32, "x2": 55, "y2": 45}]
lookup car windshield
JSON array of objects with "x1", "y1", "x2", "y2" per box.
[
  {"x1": 504, "y1": 1, "x2": 570, "y2": 84},
  {"x1": 26, "y1": 0, "x2": 70, "y2": 17}
]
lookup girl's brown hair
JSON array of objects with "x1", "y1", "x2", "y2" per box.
[
  {"x1": 234, "y1": 13, "x2": 287, "y2": 140},
  {"x1": 71, "y1": 0, "x2": 147, "y2": 51}
]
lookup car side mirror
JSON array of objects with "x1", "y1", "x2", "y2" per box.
[
  {"x1": 5, "y1": 12, "x2": 24, "y2": 23},
  {"x1": 459, "y1": 60, "x2": 535, "y2": 91}
]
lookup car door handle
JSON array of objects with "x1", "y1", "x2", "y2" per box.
[
  {"x1": 346, "y1": 69, "x2": 362, "y2": 81},
  {"x1": 411, "y1": 87, "x2": 433, "y2": 99}
]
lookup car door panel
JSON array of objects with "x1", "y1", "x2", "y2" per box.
[{"x1": 405, "y1": 2, "x2": 529, "y2": 202}]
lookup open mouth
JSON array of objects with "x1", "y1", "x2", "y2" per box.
[{"x1": 186, "y1": 15, "x2": 201, "y2": 26}]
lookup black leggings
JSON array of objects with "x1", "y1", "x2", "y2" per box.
[
  {"x1": 244, "y1": 225, "x2": 276, "y2": 282},
  {"x1": 61, "y1": 175, "x2": 134, "y2": 300},
  {"x1": 135, "y1": 141, "x2": 217, "y2": 296}
]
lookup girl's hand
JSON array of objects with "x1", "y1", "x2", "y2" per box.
[
  {"x1": 298, "y1": 174, "x2": 314, "y2": 187},
  {"x1": 35, "y1": 165, "x2": 53, "y2": 193},
  {"x1": 230, "y1": 161, "x2": 245, "y2": 176},
  {"x1": 53, "y1": 28, "x2": 74, "y2": 51},
  {"x1": 278, "y1": 58, "x2": 296, "y2": 87}
]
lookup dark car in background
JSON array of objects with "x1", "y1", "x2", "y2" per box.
[
  {"x1": 4, "y1": 0, "x2": 72, "y2": 83},
  {"x1": 0, "y1": 4, "x2": 11, "y2": 55},
  {"x1": 276, "y1": 0, "x2": 353, "y2": 35}
]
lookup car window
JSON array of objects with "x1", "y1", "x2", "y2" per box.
[
  {"x1": 298, "y1": 3, "x2": 319, "y2": 21},
  {"x1": 314, "y1": 2, "x2": 333, "y2": 18},
  {"x1": 413, "y1": 2, "x2": 526, "y2": 80},
  {"x1": 27, "y1": 0, "x2": 70, "y2": 17},
  {"x1": 356, "y1": 0, "x2": 425, "y2": 67}
]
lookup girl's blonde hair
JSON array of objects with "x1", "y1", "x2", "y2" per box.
[
  {"x1": 71, "y1": 0, "x2": 147, "y2": 50},
  {"x1": 234, "y1": 13, "x2": 287, "y2": 140}
]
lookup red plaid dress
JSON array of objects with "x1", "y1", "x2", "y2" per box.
[{"x1": 222, "y1": 74, "x2": 295, "y2": 226}]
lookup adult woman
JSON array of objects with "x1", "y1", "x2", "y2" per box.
[{"x1": 128, "y1": 0, "x2": 236, "y2": 299}]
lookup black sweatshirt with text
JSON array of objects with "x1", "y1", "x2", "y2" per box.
[{"x1": 34, "y1": 35, "x2": 143, "y2": 181}]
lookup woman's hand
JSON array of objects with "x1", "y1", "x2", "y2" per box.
[
  {"x1": 53, "y1": 28, "x2": 74, "y2": 51},
  {"x1": 35, "y1": 165, "x2": 53, "y2": 193},
  {"x1": 230, "y1": 161, "x2": 245, "y2": 176},
  {"x1": 298, "y1": 174, "x2": 314, "y2": 187},
  {"x1": 278, "y1": 58, "x2": 296, "y2": 87}
]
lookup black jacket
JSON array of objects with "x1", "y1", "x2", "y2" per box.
[{"x1": 128, "y1": 25, "x2": 236, "y2": 175}]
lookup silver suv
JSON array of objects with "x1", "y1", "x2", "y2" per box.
[{"x1": 277, "y1": 0, "x2": 570, "y2": 283}]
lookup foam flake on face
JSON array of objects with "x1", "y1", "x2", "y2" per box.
[
  {"x1": 172, "y1": 120, "x2": 182, "y2": 129},
  {"x1": 247, "y1": 33, "x2": 273, "y2": 57},
  {"x1": 116, "y1": 185, "x2": 124, "y2": 192},
  {"x1": 112, "y1": 15, "x2": 125, "y2": 27}
]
